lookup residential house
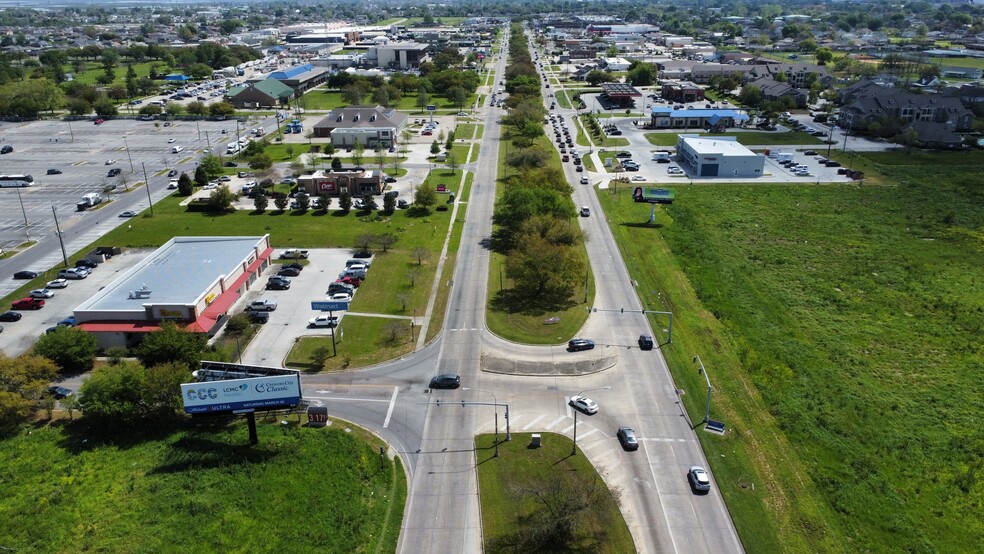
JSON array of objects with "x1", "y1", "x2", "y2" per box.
[
  {"x1": 901, "y1": 121, "x2": 964, "y2": 149},
  {"x1": 744, "y1": 62, "x2": 833, "y2": 89},
  {"x1": 312, "y1": 105, "x2": 408, "y2": 148},
  {"x1": 748, "y1": 77, "x2": 807, "y2": 107},
  {"x1": 838, "y1": 84, "x2": 974, "y2": 134}
]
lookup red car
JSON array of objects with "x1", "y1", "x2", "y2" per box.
[
  {"x1": 336, "y1": 276, "x2": 361, "y2": 288},
  {"x1": 12, "y1": 297, "x2": 45, "y2": 310},
  {"x1": 94, "y1": 118, "x2": 105, "y2": 125}
]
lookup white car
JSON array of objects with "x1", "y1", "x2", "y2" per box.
[
  {"x1": 631, "y1": 175, "x2": 646, "y2": 182},
  {"x1": 569, "y1": 395, "x2": 599, "y2": 415},
  {"x1": 168, "y1": 179, "x2": 178, "y2": 189},
  {"x1": 308, "y1": 315, "x2": 339, "y2": 328},
  {"x1": 328, "y1": 292, "x2": 352, "y2": 302},
  {"x1": 167, "y1": 138, "x2": 176, "y2": 143},
  {"x1": 29, "y1": 288, "x2": 55, "y2": 299},
  {"x1": 46, "y1": 279, "x2": 69, "y2": 289},
  {"x1": 105, "y1": 159, "x2": 117, "y2": 165}
]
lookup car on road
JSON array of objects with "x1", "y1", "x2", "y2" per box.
[
  {"x1": 107, "y1": 168, "x2": 121, "y2": 177},
  {"x1": 580, "y1": 176, "x2": 589, "y2": 185},
  {"x1": 13, "y1": 270, "x2": 39, "y2": 280},
  {"x1": 29, "y1": 289, "x2": 54, "y2": 299},
  {"x1": 12, "y1": 297, "x2": 45, "y2": 310},
  {"x1": 384, "y1": 176, "x2": 397, "y2": 183},
  {"x1": 93, "y1": 118, "x2": 105, "y2": 125},
  {"x1": 575, "y1": 166, "x2": 583, "y2": 172},
  {"x1": 266, "y1": 277, "x2": 291, "y2": 290},
  {"x1": 57, "y1": 268, "x2": 87, "y2": 280},
  {"x1": 580, "y1": 206, "x2": 590, "y2": 217},
  {"x1": 119, "y1": 211, "x2": 137, "y2": 218},
  {"x1": 617, "y1": 427, "x2": 639, "y2": 450},
  {"x1": 167, "y1": 138, "x2": 176, "y2": 143},
  {"x1": 688, "y1": 466, "x2": 711, "y2": 492},
  {"x1": 0, "y1": 145, "x2": 12, "y2": 154},
  {"x1": 105, "y1": 159, "x2": 116, "y2": 165},
  {"x1": 631, "y1": 175, "x2": 646, "y2": 182},
  {"x1": 804, "y1": 150, "x2": 818, "y2": 156},
  {"x1": 277, "y1": 267, "x2": 301, "y2": 277},
  {"x1": 569, "y1": 395, "x2": 599, "y2": 415},
  {"x1": 48, "y1": 386, "x2": 73, "y2": 399},
  {"x1": 47, "y1": 169, "x2": 63, "y2": 175},
  {"x1": 308, "y1": 315, "x2": 338, "y2": 328},
  {"x1": 168, "y1": 169, "x2": 178, "y2": 177},
  {"x1": 248, "y1": 300, "x2": 278, "y2": 311},
  {"x1": 429, "y1": 374, "x2": 461, "y2": 389},
  {"x1": 0, "y1": 311, "x2": 23, "y2": 322},
  {"x1": 638, "y1": 335, "x2": 654, "y2": 350},
  {"x1": 568, "y1": 338, "x2": 595, "y2": 351}
]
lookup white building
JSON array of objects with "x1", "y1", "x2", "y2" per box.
[
  {"x1": 676, "y1": 135, "x2": 764, "y2": 178},
  {"x1": 600, "y1": 57, "x2": 631, "y2": 71}
]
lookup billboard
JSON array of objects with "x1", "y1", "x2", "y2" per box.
[
  {"x1": 181, "y1": 374, "x2": 302, "y2": 414},
  {"x1": 633, "y1": 187, "x2": 675, "y2": 204}
]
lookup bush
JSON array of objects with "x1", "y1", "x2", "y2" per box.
[{"x1": 33, "y1": 327, "x2": 98, "y2": 374}]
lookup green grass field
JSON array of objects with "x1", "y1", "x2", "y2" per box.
[
  {"x1": 575, "y1": 115, "x2": 630, "y2": 148},
  {"x1": 595, "y1": 151, "x2": 984, "y2": 552},
  {"x1": 0, "y1": 420, "x2": 405, "y2": 552},
  {"x1": 477, "y1": 433, "x2": 635, "y2": 553},
  {"x1": 645, "y1": 131, "x2": 822, "y2": 147},
  {"x1": 72, "y1": 60, "x2": 159, "y2": 87},
  {"x1": 299, "y1": 89, "x2": 477, "y2": 114}
]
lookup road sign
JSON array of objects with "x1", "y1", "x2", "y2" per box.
[
  {"x1": 312, "y1": 301, "x2": 349, "y2": 311},
  {"x1": 426, "y1": 105, "x2": 436, "y2": 111}
]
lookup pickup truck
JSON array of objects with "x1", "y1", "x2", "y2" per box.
[
  {"x1": 248, "y1": 300, "x2": 278, "y2": 312},
  {"x1": 12, "y1": 297, "x2": 45, "y2": 310},
  {"x1": 279, "y1": 249, "x2": 309, "y2": 259}
]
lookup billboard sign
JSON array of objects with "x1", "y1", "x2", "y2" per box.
[
  {"x1": 181, "y1": 374, "x2": 302, "y2": 414},
  {"x1": 311, "y1": 301, "x2": 349, "y2": 311},
  {"x1": 633, "y1": 187, "x2": 675, "y2": 204}
]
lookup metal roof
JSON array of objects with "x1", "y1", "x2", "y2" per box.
[
  {"x1": 651, "y1": 108, "x2": 750, "y2": 121},
  {"x1": 601, "y1": 82, "x2": 642, "y2": 97}
]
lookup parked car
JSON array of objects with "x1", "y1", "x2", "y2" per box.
[
  {"x1": 328, "y1": 282, "x2": 355, "y2": 295},
  {"x1": 282, "y1": 263, "x2": 303, "y2": 272},
  {"x1": 248, "y1": 300, "x2": 278, "y2": 312},
  {"x1": 277, "y1": 267, "x2": 301, "y2": 277},
  {"x1": 568, "y1": 395, "x2": 599, "y2": 415},
  {"x1": 308, "y1": 315, "x2": 338, "y2": 328},
  {"x1": 58, "y1": 315, "x2": 76, "y2": 327},
  {"x1": 617, "y1": 427, "x2": 639, "y2": 450},
  {"x1": 688, "y1": 466, "x2": 711, "y2": 492},
  {"x1": 246, "y1": 310, "x2": 269, "y2": 324},
  {"x1": 57, "y1": 268, "x2": 87, "y2": 280},
  {"x1": 119, "y1": 211, "x2": 137, "y2": 218},
  {"x1": 47, "y1": 169, "x2": 63, "y2": 175},
  {"x1": 638, "y1": 335, "x2": 654, "y2": 350},
  {"x1": 429, "y1": 374, "x2": 461, "y2": 389},
  {"x1": 105, "y1": 159, "x2": 116, "y2": 165},
  {"x1": 568, "y1": 338, "x2": 595, "y2": 351},
  {"x1": 328, "y1": 292, "x2": 352, "y2": 302},
  {"x1": 48, "y1": 386, "x2": 73, "y2": 399},
  {"x1": 107, "y1": 168, "x2": 121, "y2": 177},
  {"x1": 0, "y1": 145, "x2": 13, "y2": 154},
  {"x1": 168, "y1": 169, "x2": 178, "y2": 177},
  {"x1": 29, "y1": 289, "x2": 54, "y2": 299},
  {"x1": 336, "y1": 276, "x2": 361, "y2": 288},
  {"x1": 13, "y1": 270, "x2": 39, "y2": 280},
  {"x1": 580, "y1": 176, "x2": 589, "y2": 185},
  {"x1": 0, "y1": 311, "x2": 23, "y2": 322},
  {"x1": 12, "y1": 297, "x2": 44, "y2": 310},
  {"x1": 266, "y1": 277, "x2": 291, "y2": 290}
]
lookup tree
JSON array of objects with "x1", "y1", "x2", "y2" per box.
[
  {"x1": 626, "y1": 63, "x2": 657, "y2": 87},
  {"x1": 80, "y1": 361, "x2": 190, "y2": 425},
  {"x1": 338, "y1": 191, "x2": 353, "y2": 213},
  {"x1": 360, "y1": 192, "x2": 377, "y2": 212},
  {"x1": 0, "y1": 354, "x2": 57, "y2": 436},
  {"x1": 431, "y1": 140, "x2": 441, "y2": 155},
  {"x1": 352, "y1": 143, "x2": 364, "y2": 167},
  {"x1": 318, "y1": 194, "x2": 331, "y2": 212},
  {"x1": 376, "y1": 233, "x2": 397, "y2": 252},
  {"x1": 310, "y1": 346, "x2": 332, "y2": 369},
  {"x1": 739, "y1": 85, "x2": 762, "y2": 107},
  {"x1": 413, "y1": 247, "x2": 430, "y2": 266},
  {"x1": 295, "y1": 192, "x2": 311, "y2": 212},
  {"x1": 186, "y1": 101, "x2": 207, "y2": 116},
  {"x1": 383, "y1": 193, "x2": 396, "y2": 213},
  {"x1": 383, "y1": 321, "x2": 405, "y2": 344},
  {"x1": 170, "y1": 170, "x2": 192, "y2": 196},
  {"x1": 274, "y1": 195, "x2": 288, "y2": 211},
  {"x1": 200, "y1": 154, "x2": 223, "y2": 179},
  {"x1": 253, "y1": 193, "x2": 268, "y2": 212},
  {"x1": 451, "y1": 86, "x2": 468, "y2": 110},
  {"x1": 585, "y1": 70, "x2": 609, "y2": 86},
  {"x1": 331, "y1": 157, "x2": 343, "y2": 171},
  {"x1": 192, "y1": 165, "x2": 207, "y2": 187},
  {"x1": 416, "y1": 89, "x2": 430, "y2": 112},
  {"x1": 415, "y1": 184, "x2": 436, "y2": 209},
  {"x1": 248, "y1": 153, "x2": 273, "y2": 170},
  {"x1": 341, "y1": 82, "x2": 369, "y2": 106},
  {"x1": 354, "y1": 233, "x2": 374, "y2": 252},
  {"x1": 446, "y1": 151, "x2": 459, "y2": 175},
  {"x1": 815, "y1": 48, "x2": 834, "y2": 65},
  {"x1": 33, "y1": 327, "x2": 99, "y2": 374},
  {"x1": 208, "y1": 184, "x2": 237, "y2": 213},
  {"x1": 134, "y1": 321, "x2": 207, "y2": 370}
]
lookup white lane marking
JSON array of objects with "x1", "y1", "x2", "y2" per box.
[
  {"x1": 507, "y1": 414, "x2": 522, "y2": 426},
  {"x1": 306, "y1": 396, "x2": 392, "y2": 403},
  {"x1": 545, "y1": 415, "x2": 567, "y2": 430},
  {"x1": 562, "y1": 424, "x2": 575, "y2": 434},
  {"x1": 578, "y1": 428, "x2": 600, "y2": 441},
  {"x1": 382, "y1": 386, "x2": 399, "y2": 429},
  {"x1": 565, "y1": 398, "x2": 573, "y2": 418},
  {"x1": 521, "y1": 414, "x2": 545, "y2": 430}
]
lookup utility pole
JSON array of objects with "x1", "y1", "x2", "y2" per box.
[
  {"x1": 52, "y1": 206, "x2": 68, "y2": 267},
  {"x1": 142, "y1": 163, "x2": 154, "y2": 215}
]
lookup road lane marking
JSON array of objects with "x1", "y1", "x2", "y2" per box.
[
  {"x1": 545, "y1": 416, "x2": 567, "y2": 430},
  {"x1": 578, "y1": 428, "x2": 600, "y2": 440},
  {"x1": 521, "y1": 414, "x2": 545, "y2": 430},
  {"x1": 382, "y1": 386, "x2": 399, "y2": 429},
  {"x1": 306, "y1": 396, "x2": 392, "y2": 403},
  {"x1": 562, "y1": 424, "x2": 575, "y2": 434}
]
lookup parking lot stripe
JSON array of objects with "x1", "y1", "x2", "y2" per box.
[{"x1": 382, "y1": 386, "x2": 399, "y2": 429}]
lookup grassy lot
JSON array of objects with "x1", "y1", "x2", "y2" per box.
[
  {"x1": 595, "y1": 152, "x2": 984, "y2": 552},
  {"x1": 581, "y1": 153, "x2": 597, "y2": 172},
  {"x1": 0, "y1": 420, "x2": 405, "y2": 552},
  {"x1": 72, "y1": 60, "x2": 159, "y2": 87},
  {"x1": 576, "y1": 115, "x2": 630, "y2": 148},
  {"x1": 299, "y1": 89, "x2": 477, "y2": 114},
  {"x1": 487, "y1": 132, "x2": 592, "y2": 343},
  {"x1": 645, "y1": 131, "x2": 822, "y2": 147},
  {"x1": 554, "y1": 89, "x2": 573, "y2": 109},
  {"x1": 477, "y1": 433, "x2": 635, "y2": 553},
  {"x1": 455, "y1": 123, "x2": 481, "y2": 140}
]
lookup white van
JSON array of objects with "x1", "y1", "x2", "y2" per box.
[{"x1": 171, "y1": 146, "x2": 183, "y2": 154}]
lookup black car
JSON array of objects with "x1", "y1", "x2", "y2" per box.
[
  {"x1": 824, "y1": 160, "x2": 842, "y2": 167},
  {"x1": 568, "y1": 338, "x2": 595, "y2": 352},
  {"x1": 429, "y1": 374, "x2": 461, "y2": 389},
  {"x1": 277, "y1": 267, "x2": 301, "y2": 277},
  {"x1": 352, "y1": 250, "x2": 373, "y2": 259},
  {"x1": 616, "y1": 427, "x2": 639, "y2": 450},
  {"x1": 638, "y1": 335, "x2": 654, "y2": 350},
  {"x1": 283, "y1": 263, "x2": 304, "y2": 272},
  {"x1": 168, "y1": 169, "x2": 178, "y2": 177},
  {"x1": 266, "y1": 277, "x2": 291, "y2": 290},
  {"x1": 224, "y1": 161, "x2": 238, "y2": 167},
  {"x1": 107, "y1": 168, "x2": 121, "y2": 177},
  {"x1": 397, "y1": 199, "x2": 409, "y2": 209},
  {"x1": 47, "y1": 169, "x2": 63, "y2": 175},
  {"x1": 803, "y1": 150, "x2": 818, "y2": 156},
  {"x1": 75, "y1": 259, "x2": 99, "y2": 269},
  {"x1": 0, "y1": 145, "x2": 12, "y2": 154},
  {"x1": 13, "y1": 270, "x2": 38, "y2": 280},
  {"x1": 384, "y1": 176, "x2": 397, "y2": 183},
  {"x1": 246, "y1": 310, "x2": 270, "y2": 323},
  {"x1": 48, "y1": 386, "x2": 73, "y2": 399},
  {"x1": 0, "y1": 311, "x2": 23, "y2": 322}
]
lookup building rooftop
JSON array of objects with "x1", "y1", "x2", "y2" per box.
[
  {"x1": 77, "y1": 236, "x2": 269, "y2": 313},
  {"x1": 679, "y1": 135, "x2": 757, "y2": 156},
  {"x1": 651, "y1": 108, "x2": 750, "y2": 121}
]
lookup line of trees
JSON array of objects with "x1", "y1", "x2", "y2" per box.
[{"x1": 492, "y1": 24, "x2": 585, "y2": 309}]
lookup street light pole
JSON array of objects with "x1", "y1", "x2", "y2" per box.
[
  {"x1": 141, "y1": 163, "x2": 154, "y2": 216},
  {"x1": 16, "y1": 186, "x2": 30, "y2": 242},
  {"x1": 123, "y1": 136, "x2": 134, "y2": 174},
  {"x1": 693, "y1": 355, "x2": 712, "y2": 424},
  {"x1": 571, "y1": 386, "x2": 611, "y2": 455},
  {"x1": 464, "y1": 388, "x2": 500, "y2": 457}
]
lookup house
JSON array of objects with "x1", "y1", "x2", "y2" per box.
[
  {"x1": 901, "y1": 121, "x2": 964, "y2": 149},
  {"x1": 312, "y1": 106, "x2": 408, "y2": 148},
  {"x1": 225, "y1": 79, "x2": 295, "y2": 109},
  {"x1": 838, "y1": 84, "x2": 974, "y2": 134},
  {"x1": 940, "y1": 65, "x2": 983, "y2": 80},
  {"x1": 744, "y1": 62, "x2": 833, "y2": 89},
  {"x1": 748, "y1": 77, "x2": 807, "y2": 107}
]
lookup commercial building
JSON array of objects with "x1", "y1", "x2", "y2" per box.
[
  {"x1": 367, "y1": 42, "x2": 430, "y2": 69},
  {"x1": 661, "y1": 81, "x2": 705, "y2": 103},
  {"x1": 75, "y1": 236, "x2": 273, "y2": 349},
  {"x1": 650, "y1": 107, "x2": 749, "y2": 130},
  {"x1": 676, "y1": 134, "x2": 764, "y2": 177},
  {"x1": 297, "y1": 168, "x2": 383, "y2": 197},
  {"x1": 311, "y1": 105, "x2": 408, "y2": 148}
]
